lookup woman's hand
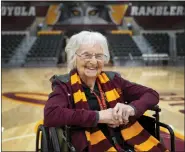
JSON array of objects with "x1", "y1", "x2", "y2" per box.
[
  {"x1": 98, "y1": 108, "x2": 120, "y2": 125},
  {"x1": 113, "y1": 103, "x2": 135, "y2": 125}
]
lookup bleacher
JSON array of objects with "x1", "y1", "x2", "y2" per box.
[
  {"x1": 24, "y1": 34, "x2": 65, "y2": 66},
  {"x1": 106, "y1": 34, "x2": 142, "y2": 65},
  {"x1": 142, "y1": 33, "x2": 170, "y2": 65},
  {"x1": 1, "y1": 31, "x2": 184, "y2": 67},
  {"x1": 176, "y1": 33, "x2": 185, "y2": 57},
  {"x1": 2, "y1": 34, "x2": 25, "y2": 64},
  {"x1": 143, "y1": 33, "x2": 170, "y2": 54}
]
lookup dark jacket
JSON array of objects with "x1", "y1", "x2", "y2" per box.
[{"x1": 44, "y1": 71, "x2": 159, "y2": 152}]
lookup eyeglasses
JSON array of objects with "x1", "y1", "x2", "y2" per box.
[{"x1": 76, "y1": 52, "x2": 107, "y2": 61}]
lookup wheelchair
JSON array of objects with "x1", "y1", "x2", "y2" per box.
[{"x1": 36, "y1": 105, "x2": 175, "y2": 152}]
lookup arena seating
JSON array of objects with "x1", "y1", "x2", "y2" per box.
[
  {"x1": 2, "y1": 31, "x2": 183, "y2": 67},
  {"x1": 143, "y1": 33, "x2": 170, "y2": 54},
  {"x1": 2, "y1": 34, "x2": 25, "y2": 63},
  {"x1": 106, "y1": 34, "x2": 142, "y2": 61},
  {"x1": 176, "y1": 32, "x2": 185, "y2": 57},
  {"x1": 24, "y1": 34, "x2": 65, "y2": 66}
]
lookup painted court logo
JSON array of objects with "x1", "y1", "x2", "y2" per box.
[{"x1": 2, "y1": 92, "x2": 48, "y2": 106}]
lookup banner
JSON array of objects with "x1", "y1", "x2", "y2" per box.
[
  {"x1": 45, "y1": 2, "x2": 184, "y2": 30},
  {"x1": 1, "y1": 2, "x2": 49, "y2": 30},
  {"x1": 125, "y1": 2, "x2": 185, "y2": 30},
  {"x1": 130, "y1": 5, "x2": 184, "y2": 16},
  {"x1": 45, "y1": 3, "x2": 128, "y2": 26},
  {"x1": 1, "y1": 6, "x2": 36, "y2": 16},
  {"x1": 1, "y1": 2, "x2": 185, "y2": 30}
]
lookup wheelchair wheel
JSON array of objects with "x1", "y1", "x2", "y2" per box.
[{"x1": 36, "y1": 124, "x2": 51, "y2": 152}]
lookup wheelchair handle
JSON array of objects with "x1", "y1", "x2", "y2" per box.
[{"x1": 149, "y1": 105, "x2": 161, "y2": 112}]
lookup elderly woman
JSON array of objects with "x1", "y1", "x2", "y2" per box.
[{"x1": 44, "y1": 31, "x2": 167, "y2": 152}]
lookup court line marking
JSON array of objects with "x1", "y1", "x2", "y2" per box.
[
  {"x1": 160, "y1": 127, "x2": 184, "y2": 141},
  {"x1": 2, "y1": 133, "x2": 35, "y2": 143}
]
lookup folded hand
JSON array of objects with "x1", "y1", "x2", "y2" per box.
[
  {"x1": 112, "y1": 103, "x2": 135, "y2": 125},
  {"x1": 98, "y1": 108, "x2": 120, "y2": 126},
  {"x1": 98, "y1": 104, "x2": 135, "y2": 128}
]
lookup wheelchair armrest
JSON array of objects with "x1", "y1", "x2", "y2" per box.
[
  {"x1": 149, "y1": 105, "x2": 161, "y2": 112},
  {"x1": 149, "y1": 105, "x2": 161, "y2": 140}
]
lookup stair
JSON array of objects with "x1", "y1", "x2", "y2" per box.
[
  {"x1": 133, "y1": 35, "x2": 154, "y2": 54},
  {"x1": 8, "y1": 36, "x2": 37, "y2": 66}
]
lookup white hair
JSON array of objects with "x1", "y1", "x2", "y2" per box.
[{"x1": 65, "y1": 31, "x2": 110, "y2": 69}]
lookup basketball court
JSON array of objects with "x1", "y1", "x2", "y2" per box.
[{"x1": 2, "y1": 66, "x2": 184, "y2": 151}]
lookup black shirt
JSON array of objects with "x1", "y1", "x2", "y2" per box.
[{"x1": 82, "y1": 82, "x2": 127, "y2": 149}]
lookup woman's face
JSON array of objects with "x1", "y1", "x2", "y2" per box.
[{"x1": 76, "y1": 43, "x2": 105, "y2": 78}]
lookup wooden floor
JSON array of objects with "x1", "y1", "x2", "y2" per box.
[{"x1": 2, "y1": 66, "x2": 184, "y2": 151}]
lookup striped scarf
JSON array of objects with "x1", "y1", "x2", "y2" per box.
[{"x1": 70, "y1": 69, "x2": 168, "y2": 152}]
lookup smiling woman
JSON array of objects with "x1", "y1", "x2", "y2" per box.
[
  {"x1": 65, "y1": 31, "x2": 110, "y2": 69},
  {"x1": 64, "y1": 31, "x2": 110, "y2": 90},
  {"x1": 44, "y1": 31, "x2": 168, "y2": 152}
]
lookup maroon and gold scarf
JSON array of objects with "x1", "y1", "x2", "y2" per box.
[{"x1": 70, "y1": 69, "x2": 168, "y2": 152}]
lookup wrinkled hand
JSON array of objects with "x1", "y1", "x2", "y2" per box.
[
  {"x1": 98, "y1": 108, "x2": 120, "y2": 126},
  {"x1": 113, "y1": 103, "x2": 135, "y2": 125}
]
